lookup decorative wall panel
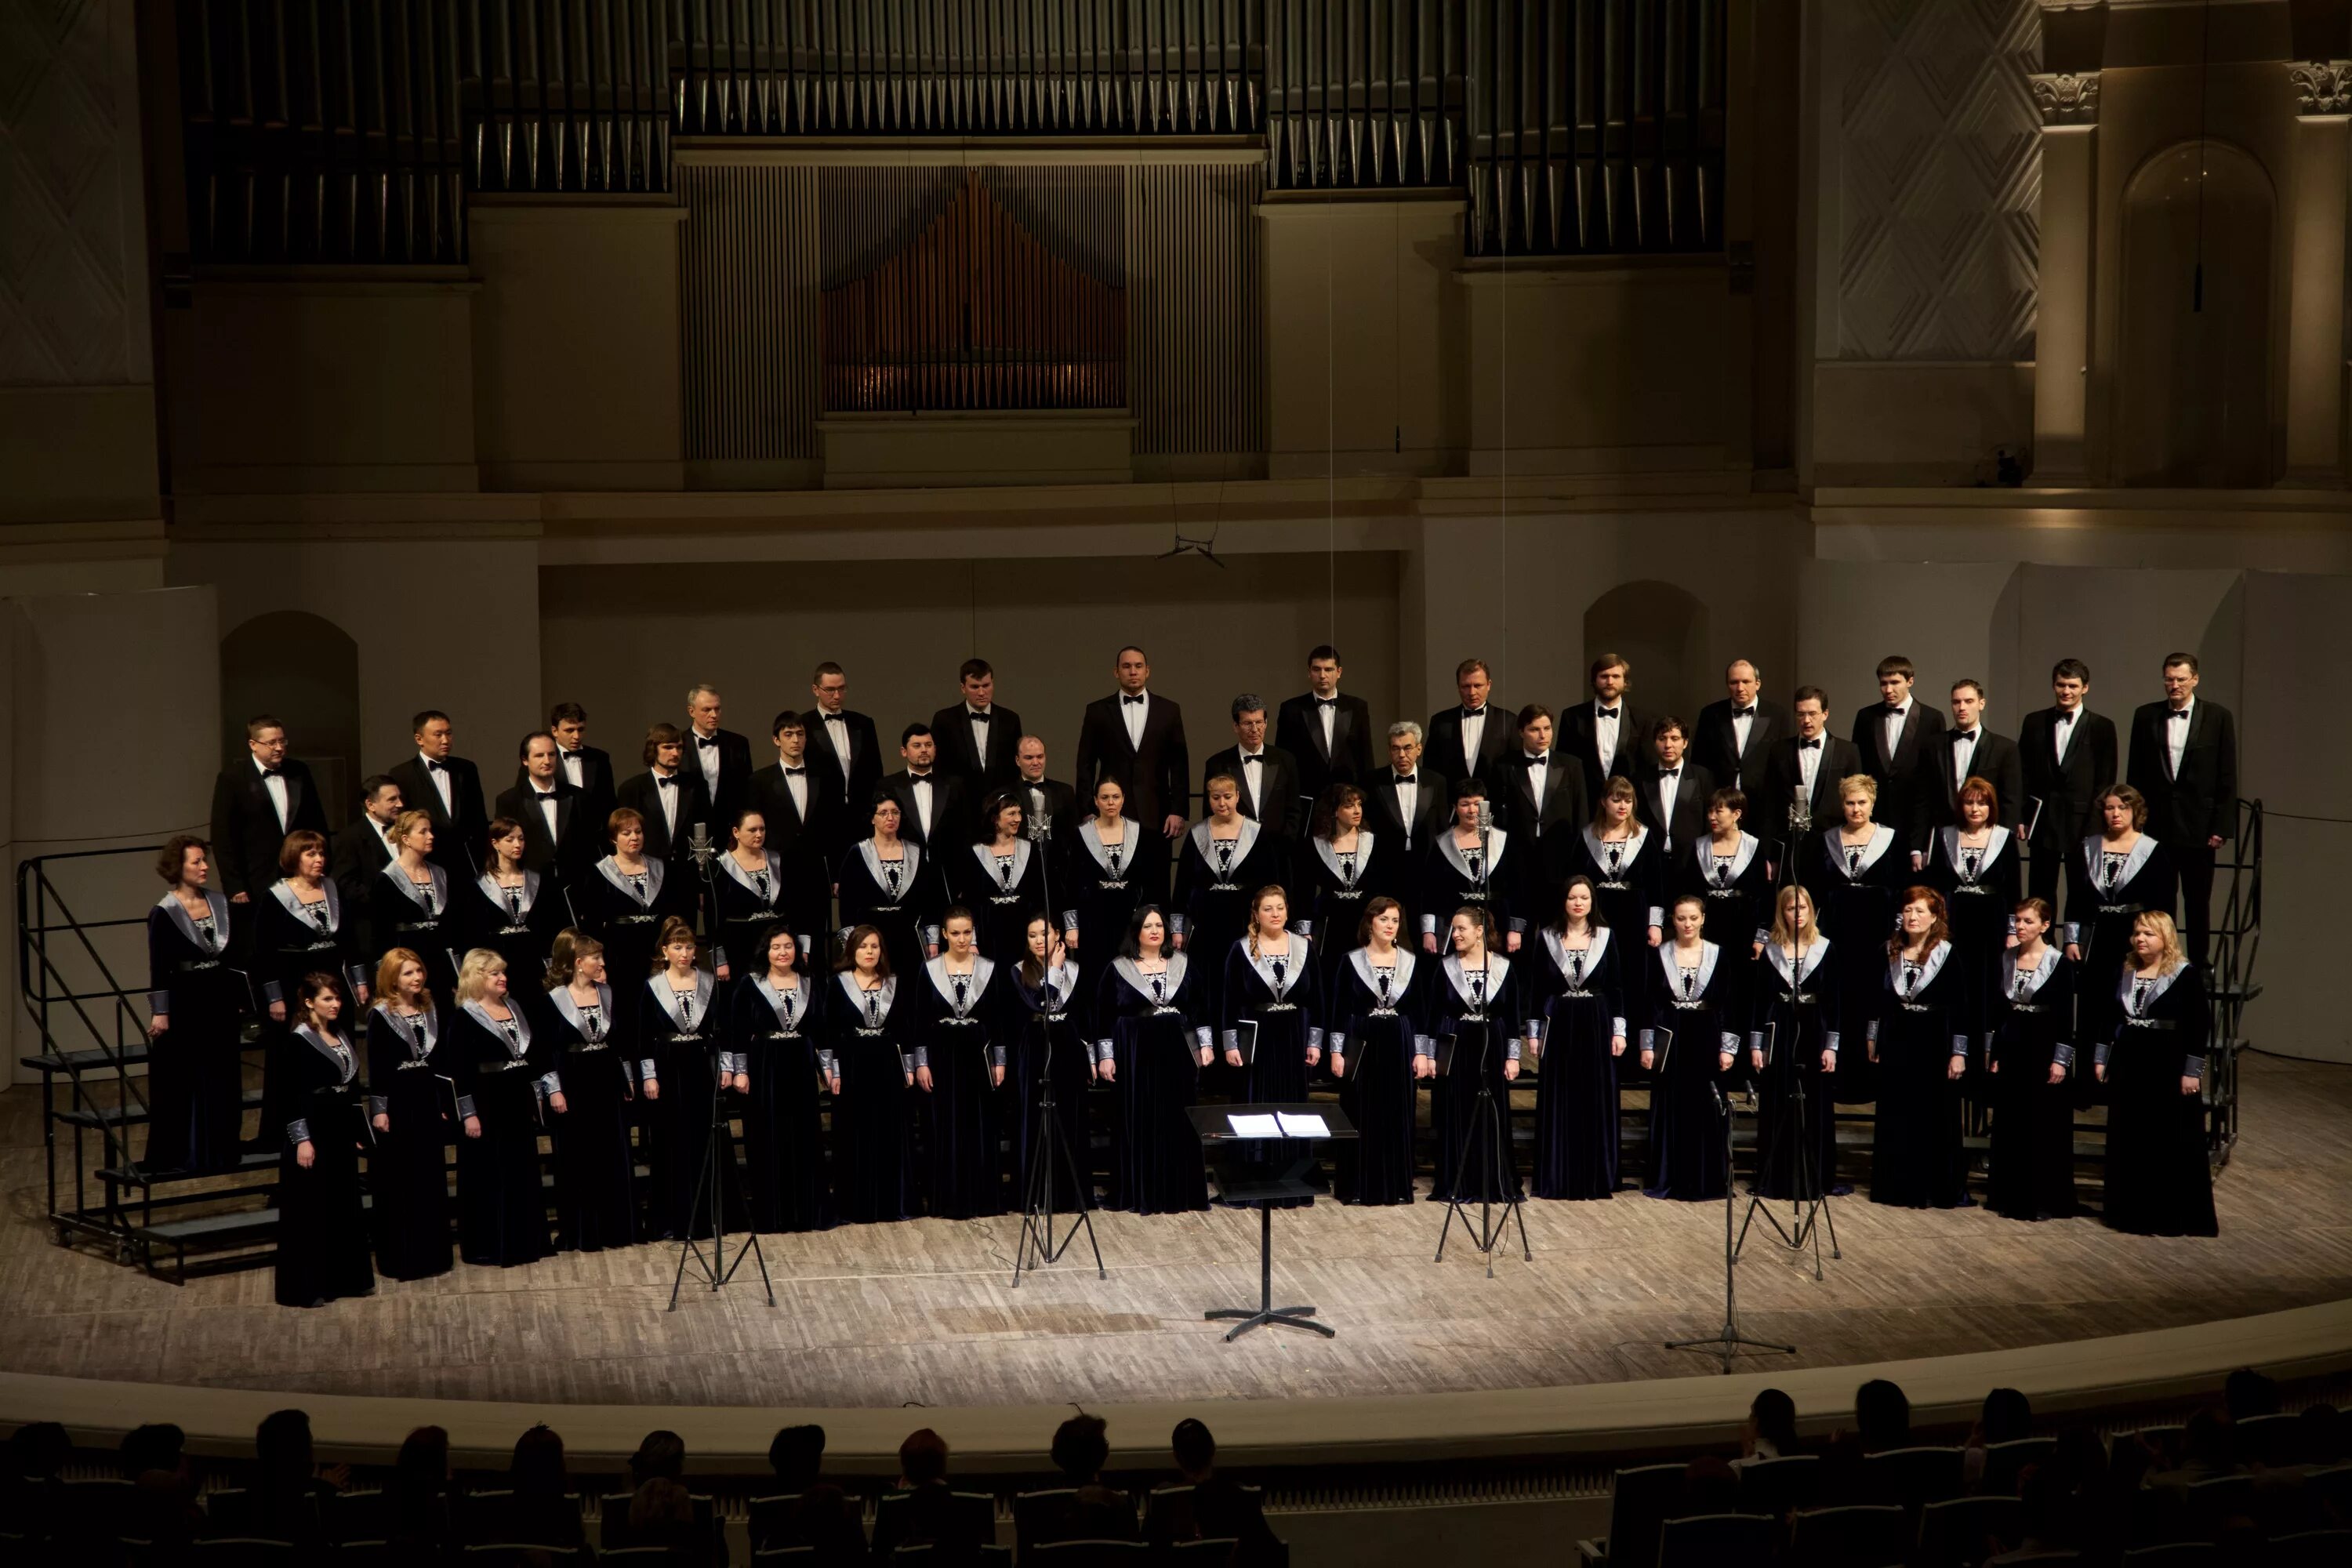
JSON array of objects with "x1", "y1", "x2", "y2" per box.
[{"x1": 678, "y1": 161, "x2": 819, "y2": 460}]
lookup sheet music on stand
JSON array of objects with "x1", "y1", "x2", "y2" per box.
[{"x1": 1188, "y1": 1102, "x2": 1357, "y2": 1341}]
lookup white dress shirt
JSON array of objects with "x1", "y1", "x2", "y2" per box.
[
  {"x1": 1949, "y1": 725, "x2": 1980, "y2": 790},
  {"x1": 1122, "y1": 691, "x2": 1151, "y2": 751},
  {"x1": 529, "y1": 787, "x2": 561, "y2": 845},
  {"x1": 256, "y1": 755, "x2": 291, "y2": 831},
  {"x1": 2165, "y1": 699, "x2": 2194, "y2": 779},
  {"x1": 651, "y1": 767, "x2": 681, "y2": 837},
  {"x1": 1317, "y1": 696, "x2": 1338, "y2": 754},
  {"x1": 1523, "y1": 751, "x2": 1550, "y2": 815},
  {"x1": 1797, "y1": 737, "x2": 1824, "y2": 794},
  {"x1": 1459, "y1": 708, "x2": 1489, "y2": 772},
  {"x1": 559, "y1": 748, "x2": 587, "y2": 789},
  {"x1": 419, "y1": 751, "x2": 455, "y2": 815},
  {"x1": 1655, "y1": 765, "x2": 1682, "y2": 844},
  {"x1": 822, "y1": 712, "x2": 852, "y2": 784},
  {"x1": 907, "y1": 771, "x2": 937, "y2": 839},
  {"x1": 1881, "y1": 701, "x2": 1911, "y2": 764},
  {"x1": 1236, "y1": 746, "x2": 1267, "y2": 815},
  {"x1": 1730, "y1": 706, "x2": 1756, "y2": 760},
  {"x1": 1593, "y1": 702, "x2": 1622, "y2": 774},
  {"x1": 966, "y1": 706, "x2": 993, "y2": 771},
  {"x1": 781, "y1": 764, "x2": 810, "y2": 819},
  {"x1": 1394, "y1": 773, "x2": 1421, "y2": 842},
  {"x1": 692, "y1": 728, "x2": 724, "y2": 795},
  {"x1": 2052, "y1": 707, "x2": 2078, "y2": 764}
]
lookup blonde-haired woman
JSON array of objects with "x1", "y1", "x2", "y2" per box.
[
  {"x1": 1748, "y1": 883, "x2": 1842, "y2": 1201},
  {"x1": 1806, "y1": 774, "x2": 1905, "y2": 1104},
  {"x1": 450, "y1": 947, "x2": 563, "y2": 1266},
  {"x1": 642, "y1": 915, "x2": 740, "y2": 1241},
  {"x1": 2097, "y1": 911, "x2": 2216, "y2": 1236},
  {"x1": 363, "y1": 948, "x2": 454, "y2": 1281},
  {"x1": 543, "y1": 929, "x2": 639, "y2": 1253},
  {"x1": 376, "y1": 808, "x2": 458, "y2": 996}
]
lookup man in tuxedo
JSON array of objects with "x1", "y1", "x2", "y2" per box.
[
  {"x1": 615, "y1": 723, "x2": 709, "y2": 866},
  {"x1": 386, "y1": 710, "x2": 488, "y2": 877},
  {"x1": 1009, "y1": 735, "x2": 1080, "y2": 846},
  {"x1": 684, "y1": 682, "x2": 755, "y2": 832},
  {"x1": 750, "y1": 711, "x2": 837, "y2": 862},
  {"x1": 1424, "y1": 658, "x2": 1510, "y2": 789},
  {"x1": 1635, "y1": 717, "x2": 1716, "y2": 857},
  {"x1": 930, "y1": 658, "x2": 1023, "y2": 795},
  {"x1": 1496, "y1": 706, "x2": 1588, "y2": 869},
  {"x1": 1693, "y1": 659, "x2": 1792, "y2": 797},
  {"x1": 2127, "y1": 652, "x2": 2240, "y2": 966},
  {"x1": 1074, "y1": 645, "x2": 1191, "y2": 882},
  {"x1": 1852, "y1": 655, "x2": 1947, "y2": 869},
  {"x1": 1276, "y1": 644, "x2": 1374, "y2": 810},
  {"x1": 2020, "y1": 659, "x2": 2118, "y2": 909},
  {"x1": 1204, "y1": 695, "x2": 1305, "y2": 840},
  {"x1": 879, "y1": 723, "x2": 969, "y2": 852},
  {"x1": 528, "y1": 702, "x2": 615, "y2": 823},
  {"x1": 1760, "y1": 686, "x2": 1864, "y2": 873},
  {"x1": 1559, "y1": 653, "x2": 1657, "y2": 808},
  {"x1": 801, "y1": 662, "x2": 882, "y2": 859},
  {"x1": 332, "y1": 774, "x2": 403, "y2": 953},
  {"x1": 1921, "y1": 679, "x2": 2026, "y2": 838},
  {"x1": 1367, "y1": 722, "x2": 1447, "y2": 853},
  {"x1": 209, "y1": 713, "x2": 330, "y2": 906},
  {"x1": 493, "y1": 731, "x2": 593, "y2": 884}
]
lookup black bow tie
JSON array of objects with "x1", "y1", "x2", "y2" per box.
[
  {"x1": 2168, "y1": 708, "x2": 2190, "y2": 720},
  {"x1": 2054, "y1": 710, "x2": 2075, "y2": 723},
  {"x1": 533, "y1": 789, "x2": 558, "y2": 801},
  {"x1": 967, "y1": 709, "x2": 990, "y2": 722},
  {"x1": 1660, "y1": 768, "x2": 1679, "y2": 779},
  {"x1": 561, "y1": 748, "x2": 582, "y2": 757},
  {"x1": 1800, "y1": 739, "x2": 1821, "y2": 750},
  {"x1": 1462, "y1": 706, "x2": 1485, "y2": 719},
  {"x1": 1595, "y1": 706, "x2": 1619, "y2": 720},
  {"x1": 1885, "y1": 703, "x2": 1907, "y2": 716},
  {"x1": 656, "y1": 775, "x2": 678, "y2": 788},
  {"x1": 1122, "y1": 694, "x2": 1146, "y2": 706},
  {"x1": 1396, "y1": 774, "x2": 1416, "y2": 784},
  {"x1": 910, "y1": 775, "x2": 932, "y2": 787},
  {"x1": 259, "y1": 768, "x2": 283, "y2": 779},
  {"x1": 696, "y1": 734, "x2": 719, "y2": 747},
  {"x1": 1525, "y1": 753, "x2": 1548, "y2": 765},
  {"x1": 1954, "y1": 729, "x2": 1977, "y2": 742},
  {"x1": 426, "y1": 760, "x2": 445, "y2": 772},
  {"x1": 1314, "y1": 696, "x2": 1338, "y2": 708},
  {"x1": 1731, "y1": 706, "x2": 1755, "y2": 719},
  {"x1": 782, "y1": 766, "x2": 806, "y2": 776},
  {"x1": 1242, "y1": 753, "x2": 1262, "y2": 764}
]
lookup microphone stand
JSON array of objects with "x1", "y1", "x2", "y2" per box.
[
  {"x1": 1435, "y1": 808, "x2": 1530, "y2": 1277},
  {"x1": 1013, "y1": 814, "x2": 1106, "y2": 1285},
  {"x1": 1665, "y1": 1074, "x2": 1794, "y2": 1373}
]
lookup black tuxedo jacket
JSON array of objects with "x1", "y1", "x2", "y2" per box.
[
  {"x1": 2127, "y1": 699, "x2": 2240, "y2": 844},
  {"x1": 1559, "y1": 699, "x2": 1658, "y2": 805},
  {"x1": 877, "y1": 769, "x2": 971, "y2": 853},
  {"x1": 1633, "y1": 760, "x2": 1719, "y2": 853},
  {"x1": 1850, "y1": 700, "x2": 1947, "y2": 851},
  {"x1": 682, "y1": 725, "x2": 755, "y2": 826},
  {"x1": 331, "y1": 815, "x2": 397, "y2": 951},
  {"x1": 2018, "y1": 705, "x2": 2118, "y2": 853},
  {"x1": 800, "y1": 707, "x2": 884, "y2": 834},
  {"x1": 385, "y1": 753, "x2": 489, "y2": 875},
  {"x1": 749, "y1": 759, "x2": 840, "y2": 860},
  {"x1": 1276, "y1": 691, "x2": 1375, "y2": 804},
  {"x1": 929, "y1": 702, "x2": 1025, "y2": 793},
  {"x1": 514, "y1": 743, "x2": 615, "y2": 824},
  {"x1": 209, "y1": 757, "x2": 330, "y2": 901},
  {"x1": 1494, "y1": 750, "x2": 1590, "y2": 844},
  {"x1": 615, "y1": 768, "x2": 710, "y2": 864},
  {"x1": 1074, "y1": 691, "x2": 1191, "y2": 826},
  {"x1": 1423, "y1": 702, "x2": 1512, "y2": 788},
  {"x1": 1758, "y1": 734, "x2": 1867, "y2": 858},
  {"x1": 1692, "y1": 696, "x2": 1794, "y2": 797},
  {"x1": 492, "y1": 779, "x2": 595, "y2": 881},
  {"x1": 1007, "y1": 776, "x2": 1081, "y2": 846},
  {"x1": 1363, "y1": 766, "x2": 1449, "y2": 853},
  {"x1": 1919, "y1": 727, "x2": 2027, "y2": 835},
  {"x1": 1203, "y1": 743, "x2": 1306, "y2": 838}
]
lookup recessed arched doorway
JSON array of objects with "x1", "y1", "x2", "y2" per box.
[
  {"x1": 1582, "y1": 579, "x2": 1713, "y2": 731},
  {"x1": 220, "y1": 611, "x2": 361, "y2": 826}
]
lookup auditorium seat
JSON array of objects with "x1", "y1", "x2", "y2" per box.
[
  {"x1": 1655, "y1": 1511, "x2": 1775, "y2": 1567},
  {"x1": 2122, "y1": 1544, "x2": 2216, "y2": 1566},
  {"x1": 463, "y1": 1544, "x2": 595, "y2": 1566},
  {"x1": 1011, "y1": 1487, "x2": 1076, "y2": 1552},
  {"x1": 324, "y1": 1486, "x2": 385, "y2": 1542},
  {"x1": 1787, "y1": 1501, "x2": 1907, "y2": 1567},
  {"x1": 338, "y1": 1542, "x2": 395, "y2": 1566},
  {"x1": 1573, "y1": 1460, "x2": 1683, "y2": 1567},
  {"x1": 598, "y1": 1490, "x2": 718, "y2": 1552},
  {"x1": 1025, "y1": 1542, "x2": 1149, "y2": 1564},
  {"x1": 1168, "y1": 1540, "x2": 1243, "y2": 1563},
  {"x1": 753, "y1": 1549, "x2": 817, "y2": 1563},
  {"x1": 2229, "y1": 1410, "x2": 2300, "y2": 1466},
  {"x1": 746, "y1": 1491, "x2": 800, "y2": 1550},
  {"x1": 2272, "y1": 1527, "x2": 2352, "y2": 1568},
  {"x1": 1734, "y1": 1454, "x2": 1820, "y2": 1517},
  {"x1": 1978, "y1": 1437, "x2": 2058, "y2": 1496},
  {"x1": 1860, "y1": 1445, "x2": 1965, "y2": 1512},
  {"x1": 58, "y1": 1475, "x2": 140, "y2": 1541},
  {"x1": 890, "y1": 1546, "x2": 1012, "y2": 1563},
  {"x1": 194, "y1": 1538, "x2": 296, "y2": 1563},
  {"x1": 200, "y1": 1486, "x2": 253, "y2": 1534},
  {"x1": 1915, "y1": 1494, "x2": 2024, "y2": 1567}
]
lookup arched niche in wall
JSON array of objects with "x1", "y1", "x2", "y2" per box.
[
  {"x1": 1582, "y1": 580, "x2": 1712, "y2": 734},
  {"x1": 2115, "y1": 139, "x2": 2276, "y2": 488},
  {"x1": 220, "y1": 612, "x2": 361, "y2": 828}
]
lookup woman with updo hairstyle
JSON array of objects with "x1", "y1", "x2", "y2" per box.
[
  {"x1": 1923, "y1": 774, "x2": 2023, "y2": 996},
  {"x1": 824, "y1": 922, "x2": 917, "y2": 1223},
  {"x1": 375, "y1": 808, "x2": 458, "y2": 996},
  {"x1": 143, "y1": 833, "x2": 248, "y2": 1174},
  {"x1": 1984, "y1": 897, "x2": 2077, "y2": 1221},
  {"x1": 1425, "y1": 904, "x2": 1537, "y2": 1206},
  {"x1": 1064, "y1": 776, "x2": 1144, "y2": 989},
  {"x1": 641, "y1": 915, "x2": 742, "y2": 1241},
  {"x1": 2099, "y1": 910, "x2": 2216, "y2": 1237},
  {"x1": 710, "y1": 804, "x2": 788, "y2": 983},
  {"x1": 1866, "y1": 887, "x2": 1974, "y2": 1210},
  {"x1": 255, "y1": 828, "x2": 368, "y2": 1030},
  {"x1": 836, "y1": 791, "x2": 946, "y2": 982},
  {"x1": 448, "y1": 947, "x2": 562, "y2": 1266},
  {"x1": 456, "y1": 815, "x2": 564, "y2": 990},
  {"x1": 363, "y1": 947, "x2": 454, "y2": 1281},
  {"x1": 953, "y1": 789, "x2": 1048, "y2": 964},
  {"x1": 1806, "y1": 774, "x2": 1907, "y2": 1105},
  {"x1": 541, "y1": 928, "x2": 639, "y2": 1252},
  {"x1": 2063, "y1": 782, "x2": 2178, "y2": 1104},
  {"x1": 268, "y1": 972, "x2": 376, "y2": 1307},
  {"x1": 908, "y1": 906, "x2": 1014, "y2": 1219},
  {"x1": 574, "y1": 804, "x2": 691, "y2": 1034},
  {"x1": 1220, "y1": 885, "x2": 1323, "y2": 1114},
  {"x1": 1295, "y1": 783, "x2": 1398, "y2": 993},
  {"x1": 1526, "y1": 874, "x2": 1629, "y2": 1200},
  {"x1": 728, "y1": 922, "x2": 832, "y2": 1233},
  {"x1": 1325, "y1": 895, "x2": 1428, "y2": 1206},
  {"x1": 1171, "y1": 771, "x2": 1287, "y2": 1027},
  {"x1": 1094, "y1": 903, "x2": 1214, "y2": 1214},
  {"x1": 1008, "y1": 912, "x2": 1095, "y2": 1210},
  {"x1": 1639, "y1": 894, "x2": 1747, "y2": 1203},
  {"x1": 1748, "y1": 883, "x2": 1845, "y2": 1203}
]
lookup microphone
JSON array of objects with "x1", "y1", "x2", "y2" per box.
[
  {"x1": 1026, "y1": 813, "x2": 1049, "y2": 845},
  {"x1": 1474, "y1": 799, "x2": 1494, "y2": 836},
  {"x1": 1790, "y1": 784, "x2": 1812, "y2": 834},
  {"x1": 688, "y1": 820, "x2": 716, "y2": 876}
]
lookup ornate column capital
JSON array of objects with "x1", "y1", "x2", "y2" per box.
[
  {"x1": 2027, "y1": 71, "x2": 2101, "y2": 128},
  {"x1": 2288, "y1": 61, "x2": 2352, "y2": 118}
]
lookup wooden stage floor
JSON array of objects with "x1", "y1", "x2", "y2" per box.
[{"x1": 4, "y1": 1053, "x2": 2347, "y2": 1412}]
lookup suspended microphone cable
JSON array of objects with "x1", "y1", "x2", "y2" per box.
[{"x1": 2192, "y1": 0, "x2": 2213, "y2": 311}]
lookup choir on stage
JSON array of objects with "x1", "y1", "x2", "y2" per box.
[{"x1": 171, "y1": 644, "x2": 2235, "y2": 1304}]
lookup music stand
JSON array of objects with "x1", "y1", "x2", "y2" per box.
[
  {"x1": 1190, "y1": 1102, "x2": 1355, "y2": 1341},
  {"x1": 1012, "y1": 816, "x2": 1107, "y2": 1286}
]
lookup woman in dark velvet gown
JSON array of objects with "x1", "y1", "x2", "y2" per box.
[
  {"x1": 1748, "y1": 884, "x2": 1845, "y2": 1202},
  {"x1": 363, "y1": 949, "x2": 455, "y2": 1282},
  {"x1": 1064, "y1": 779, "x2": 1146, "y2": 993},
  {"x1": 908, "y1": 909, "x2": 1013, "y2": 1220},
  {"x1": 255, "y1": 830, "x2": 369, "y2": 1035},
  {"x1": 574, "y1": 809, "x2": 695, "y2": 1035},
  {"x1": 1418, "y1": 778, "x2": 1532, "y2": 960},
  {"x1": 2097, "y1": 911, "x2": 2217, "y2": 1238},
  {"x1": 1526, "y1": 877, "x2": 1628, "y2": 1200},
  {"x1": 729, "y1": 924, "x2": 832, "y2": 1234},
  {"x1": 456, "y1": 819, "x2": 568, "y2": 996},
  {"x1": 1639, "y1": 896, "x2": 1746, "y2": 1203},
  {"x1": 143, "y1": 836, "x2": 250, "y2": 1175},
  {"x1": 1173, "y1": 773, "x2": 1287, "y2": 1022},
  {"x1": 1294, "y1": 786, "x2": 1400, "y2": 992},
  {"x1": 448, "y1": 948, "x2": 561, "y2": 1267},
  {"x1": 835, "y1": 795, "x2": 945, "y2": 984},
  {"x1": 1556, "y1": 779, "x2": 1666, "y2": 1101},
  {"x1": 269, "y1": 975, "x2": 375, "y2": 1308},
  {"x1": 1923, "y1": 776, "x2": 2023, "y2": 999},
  {"x1": 709, "y1": 808, "x2": 796, "y2": 983},
  {"x1": 1220, "y1": 887, "x2": 1323, "y2": 1109},
  {"x1": 1984, "y1": 898, "x2": 2078, "y2": 1221},
  {"x1": 1010, "y1": 914, "x2": 1096, "y2": 1210},
  {"x1": 823, "y1": 924, "x2": 917, "y2": 1224},
  {"x1": 1425, "y1": 906, "x2": 1534, "y2": 1205},
  {"x1": 1805, "y1": 775, "x2": 1908, "y2": 1106},
  {"x1": 1867, "y1": 888, "x2": 1976, "y2": 1211},
  {"x1": 639, "y1": 916, "x2": 741, "y2": 1241},
  {"x1": 952, "y1": 792, "x2": 1048, "y2": 966},
  {"x1": 2063, "y1": 785, "x2": 2179, "y2": 1105},
  {"x1": 1094, "y1": 905, "x2": 1214, "y2": 1215},
  {"x1": 1672, "y1": 789, "x2": 1771, "y2": 959},
  {"x1": 1326, "y1": 897, "x2": 1430, "y2": 1206},
  {"x1": 539, "y1": 929, "x2": 641, "y2": 1253},
  {"x1": 374, "y1": 811, "x2": 459, "y2": 999}
]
